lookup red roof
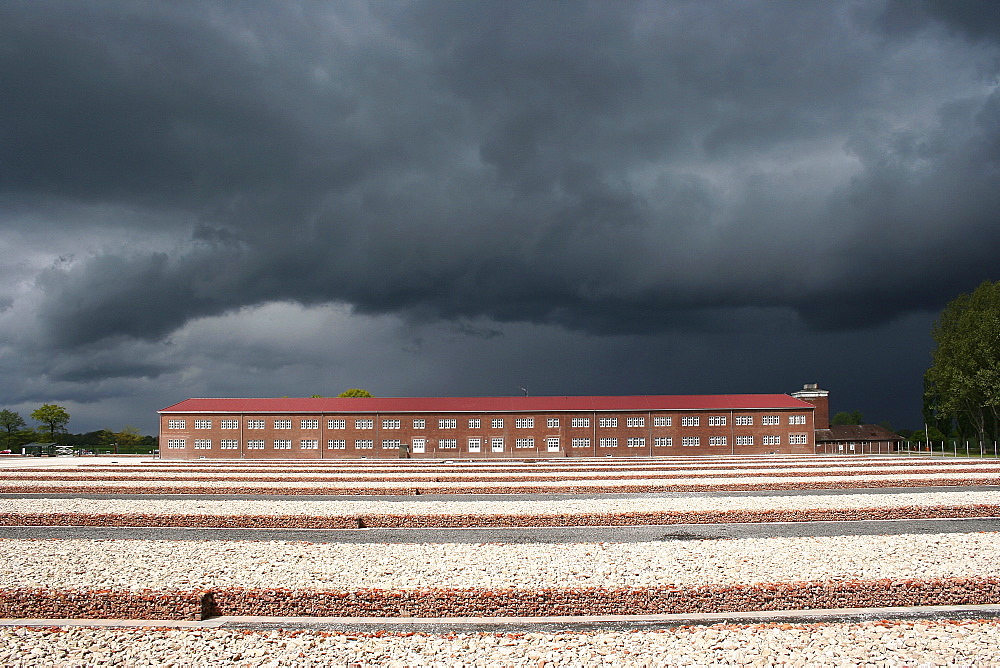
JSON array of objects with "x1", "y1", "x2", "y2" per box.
[{"x1": 160, "y1": 394, "x2": 813, "y2": 414}]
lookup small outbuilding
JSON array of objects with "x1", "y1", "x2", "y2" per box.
[{"x1": 814, "y1": 425, "x2": 903, "y2": 455}]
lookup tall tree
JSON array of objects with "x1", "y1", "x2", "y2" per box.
[
  {"x1": 832, "y1": 410, "x2": 864, "y2": 425},
  {"x1": 0, "y1": 409, "x2": 26, "y2": 446},
  {"x1": 925, "y1": 280, "x2": 1000, "y2": 442},
  {"x1": 338, "y1": 388, "x2": 373, "y2": 398},
  {"x1": 30, "y1": 404, "x2": 70, "y2": 442}
]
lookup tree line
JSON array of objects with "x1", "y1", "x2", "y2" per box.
[{"x1": 0, "y1": 404, "x2": 155, "y2": 453}]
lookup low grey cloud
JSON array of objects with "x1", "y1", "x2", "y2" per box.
[{"x1": 1, "y1": 0, "x2": 998, "y2": 431}]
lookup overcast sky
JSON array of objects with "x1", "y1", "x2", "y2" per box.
[{"x1": 2, "y1": 0, "x2": 999, "y2": 435}]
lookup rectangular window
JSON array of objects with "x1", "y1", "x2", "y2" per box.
[
  {"x1": 736, "y1": 435, "x2": 754, "y2": 446},
  {"x1": 708, "y1": 416, "x2": 726, "y2": 426},
  {"x1": 654, "y1": 437, "x2": 672, "y2": 447},
  {"x1": 681, "y1": 416, "x2": 700, "y2": 427},
  {"x1": 626, "y1": 437, "x2": 645, "y2": 448},
  {"x1": 599, "y1": 417, "x2": 618, "y2": 428},
  {"x1": 572, "y1": 437, "x2": 591, "y2": 448},
  {"x1": 167, "y1": 420, "x2": 186, "y2": 430},
  {"x1": 627, "y1": 417, "x2": 645, "y2": 427},
  {"x1": 763, "y1": 435, "x2": 781, "y2": 445},
  {"x1": 327, "y1": 439, "x2": 346, "y2": 450},
  {"x1": 439, "y1": 439, "x2": 458, "y2": 449},
  {"x1": 355, "y1": 439, "x2": 374, "y2": 449},
  {"x1": 246, "y1": 440, "x2": 265, "y2": 450},
  {"x1": 735, "y1": 415, "x2": 753, "y2": 426},
  {"x1": 274, "y1": 420, "x2": 292, "y2": 430},
  {"x1": 515, "y1": 438, "x2": 534, "y2": 449},
  {"x1": 789, "y1": 433, "x2": 808, "y2": 445},
  {"x1": 547, "y1": 418, "x2": 560, "y2": 428},
  {"x1": 467, "y1": 437, "x2": 481, "y2": 452},
  {"x1": 492, "y1": 418, "x2": 504, "y2": 429},
  {"x1": 382, "y1": 439, "x2": 401, "y2": 449},
  {"x1": 789, "y1": 415, "x2": 807, "y2": 425},
  {"x1": 355, "y1": 419, "x2": 374, "y2": 429},
  {"x1": 167, "y1": 439, "x2": 186, "y2": 449},
  {"x1": 438, "y1": 418, "x2": 456, "y2": 429},
  {"x1": 515, "y1": 417, "x2": 534, "y2": 429},
  {"x1": 709, "y1": 436, "x2": 727, "y2": 446},
  {"x1": 653, "y1": 416, "x2": 671, "y2": 427},
  {"x1": 571, "y1": 417, "x2": 590, "y2": 428},
  {"x1": 762, "y1": 415, "x2": 780, "y2": 426},
  {"x1": 682, "y1": 437, "x2": 700, "y2": 447},
  {"x1": 328, "y1": 419, "x2": 346, "y2": 430},
  {"x1": 220, "y1": 419, "x2": 239, "y2": 430},
  {"x1": 194, "y1": 420, "x2": 212, "y2": 430},
  {"x1": 273, "y1": 439, "x2": 292, "y2": 449},
  {"x1": 413, "y1": 419, "x2": 426, "y2": 429},
  {"x1": 194, "y1": 439, "x2": 211, "y2": 449},
  {"x1": 599, "y1": 437, "x2": 618, "y2": 448},
  {"x1": 220, "y1": 439, "x2": 239, "y2": 450},
  {"x1": 300, "y1": 419, "x2": 319, "y2": 429},
  {"x1": 468, "y1": 418, "x2": 480, "y2": 429},
  {"x1": 381, "y1": 419, "x2": 400, "y2": 429},
  {"x1": 491, "y1": 437, "x2": 504, "y2": 452},
  {"x1": 247, "y1": 419, "x2": 265, "y2": 429},
  {"x1": 300, "y1": 439, "x2": 319, "y2": 450}
]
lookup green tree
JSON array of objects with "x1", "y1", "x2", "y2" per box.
[
  {"x1": 0, "y1": 409, "x2": 26, "y2": 447},
  {"x1": 337, "y1": 388, "x2": 373, "y2": 398},
  {"x1": 832, "y1": 410, "x2": 864, "y2": 425},
  {"x1": 30, "y1": 404, "x2": 70, "y2": 442},
  {"x1": 925, "y1": 280, "x2": 1000, "y2": 442},
  {"x1": 115, "y1": 426, "x2": 142, "y2": 453}
]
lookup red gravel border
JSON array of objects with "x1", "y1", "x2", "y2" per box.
[
  {"x1": 4, "y1": 477, "x2": 1000, "y2": 495},
  {"x1": 3, "y1": 504, "x2": 1000, "y2": 528},
  {"x1": 2, "y1": 578, "x2": 997, "y2": 620}
]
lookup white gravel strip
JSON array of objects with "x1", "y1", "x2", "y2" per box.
[
  {"x1": 5, "y1": 490, "x2": 1000, "y2": 518},
  {"x1": 2, "y1": 470, "x2": 1000, "y2": 490},
  {"x1": 3, "y1": 621, "x2": 1000, "y2": 667},
  {"x1": 1, "y1": 532, "x2": 997, "y2": 591},
  {"x1": 8, "y1": 462, "x2": 1000, "y2": 480}
]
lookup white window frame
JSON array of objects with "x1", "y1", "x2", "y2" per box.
[
  {"x1": 571, "y1": 417, "x2": 590, "y2": 428},
  {"x1": 327, "y1": 439, "x2": 346, "y2": 450},
  {"x1": 274, "y1": 419, "x2": 292, "y2": 430},
  {"x1": 194, "y1": 420, "x2": 212, "y2": 430},
  {"x1": 300, "y1": 439, "x2": 319, "y2": 449},
  {"x1": 220, "y1": 439, "x2": 239, "y2": 450},
  {"x1": 736, "y1": 435, "x2": 754, "y2": 446},
  {"x1": 599, "y1": 417, "x2": 618, "y2": 428},
  {"x1": 515, "y1": 417, "x2": 534, "y2": 429},
  {"x1": 654, "y1": 437, "x2": 672, "y2": 447},
  {"x1": 735, "y1": 415, "x2": 753, "y2": 426},
  {"x1": 194, "y1": 439, "x2": 212, "y2": 449},
  {"x1": 653, "y1": 416, "x2": 671, "y2": 427},
  {"x1": 220, "y1": 419, "x2": 239, "y2": 430},
  {"x1": 572, "y1": 438, "x2": 591, "y2": 448},
  {"x1": 328, "y1": 419, "x2": 346, "y2": 430},
  {"x1": 167, "y1": 420, "x2": 186, "y2": 430},
  {"x1": 709, "y1": 436, "x2": 727, "y2": 447},
  {"x1": 789, "y1": 415, "x2": 807, "y2": 425},
  {"x1": 382, "y1": 439, "x2": 401, "y2": 449},
  {"x1": 515, "y1": 438, "x2": 535, "y2": 449},
  {"x1": 708, "y1": 416, "x2": 726, "y2": 426},
  {"x1": 491, "y1": 418, "x2": 504, "y2": 429},
  {"x1": 246, "y1": 440, "x2": 265, "y2": 450},
  {"x1": 626, "y1": 437, "x2": 645, "y2": 448},
  {"x1": 547, "y1": 418, "x2": 559, "y2": 428},
  {"x1": 762, "y1": 415, "x2": 780, "y2": 426},
  {"x1": 763, "y1": 435, "x2": 781, "y2": 446},
  {"x1": 599, "y1": 437, "x2": 618, "y2": 448},
  {"x1": 382, "y1": 419, "x2": 401, "y2": 429},
  {"x1": 355, "y1": 439, "x2": 374, "y2": 449},
  {"x1": 273, "y1": 439, "x2": 292, "y2": 450},
  {"x1": 626, "y1": 417, "x2": 644, "y2": 428},
  {"x1": 355, "y1": 419, "x2": 374, "y2": 430},
  {"x1": 682, "y1": 437, "x2": 700, "y2": 447},
  {"x1": 167, "y1": 439, "x2": 186, "y2": 449},
  {"x1": 681, "y1": 416, "x2": 700, "y2": 427},
  {"x1": 300, "y1": 419, "x2": 319, "y2": 429},
  {"x1": 468, "y1": 418, "x2": 481, "y2": 429},
  {"x1": 413, "y1": 419, "x2": 426, "y2": 429},
  {"x1": 247, "y1": 419, "x2": 265, "y2": 429},
  {"x1": 439, "y1": 439, "x2": 458, "y2": 449}
]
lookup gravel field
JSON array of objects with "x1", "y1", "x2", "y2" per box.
[
  {"x1": 4, "y1": 490, "x2": 1000, "y2": 517},
  {"x1": 1, "y1": 533, "x2": 997, "y2": 591},
  {"x1": 3, "y1": 620, "x2": 1000, "y2": 666}
]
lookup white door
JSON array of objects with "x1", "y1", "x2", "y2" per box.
[
  {"x1": 491, "y1": 437, "x2": 504, "y2": 453},
  {"x1": 546, "y1": 437, "x2": 560, "y2": 453},
  {"x1": 412, "y1": 438, "x2": 425, "y2": 454},
  {"x1": 468, "y1": 438, "x2": 481, "y2": 453}
]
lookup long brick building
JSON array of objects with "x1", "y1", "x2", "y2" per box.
[{"x1": 158, "y1": 391, "x2": 822, "y2": 459}]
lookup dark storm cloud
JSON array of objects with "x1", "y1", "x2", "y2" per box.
[{"x1": 3, "y1": 0, "x2": 999, "y2": 353}]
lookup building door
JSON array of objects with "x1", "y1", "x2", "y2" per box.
[
  {"x1": 491, "y1": 437, "x2": 504, "y2": 453},
  {"x1": 412, "y1": 438, "x2": 425, "y2": 454},
  {"x1": 546, "y1": 437, "x2": 560, "y2": 453}
]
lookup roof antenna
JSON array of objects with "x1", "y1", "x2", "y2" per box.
[{"x1": 519, "y1": 387, "x2": 528, "y2": 396}]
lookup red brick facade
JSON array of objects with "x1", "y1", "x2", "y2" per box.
[{"x1": 159, "y1": 395, "x2": 816, "y2": 459}]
